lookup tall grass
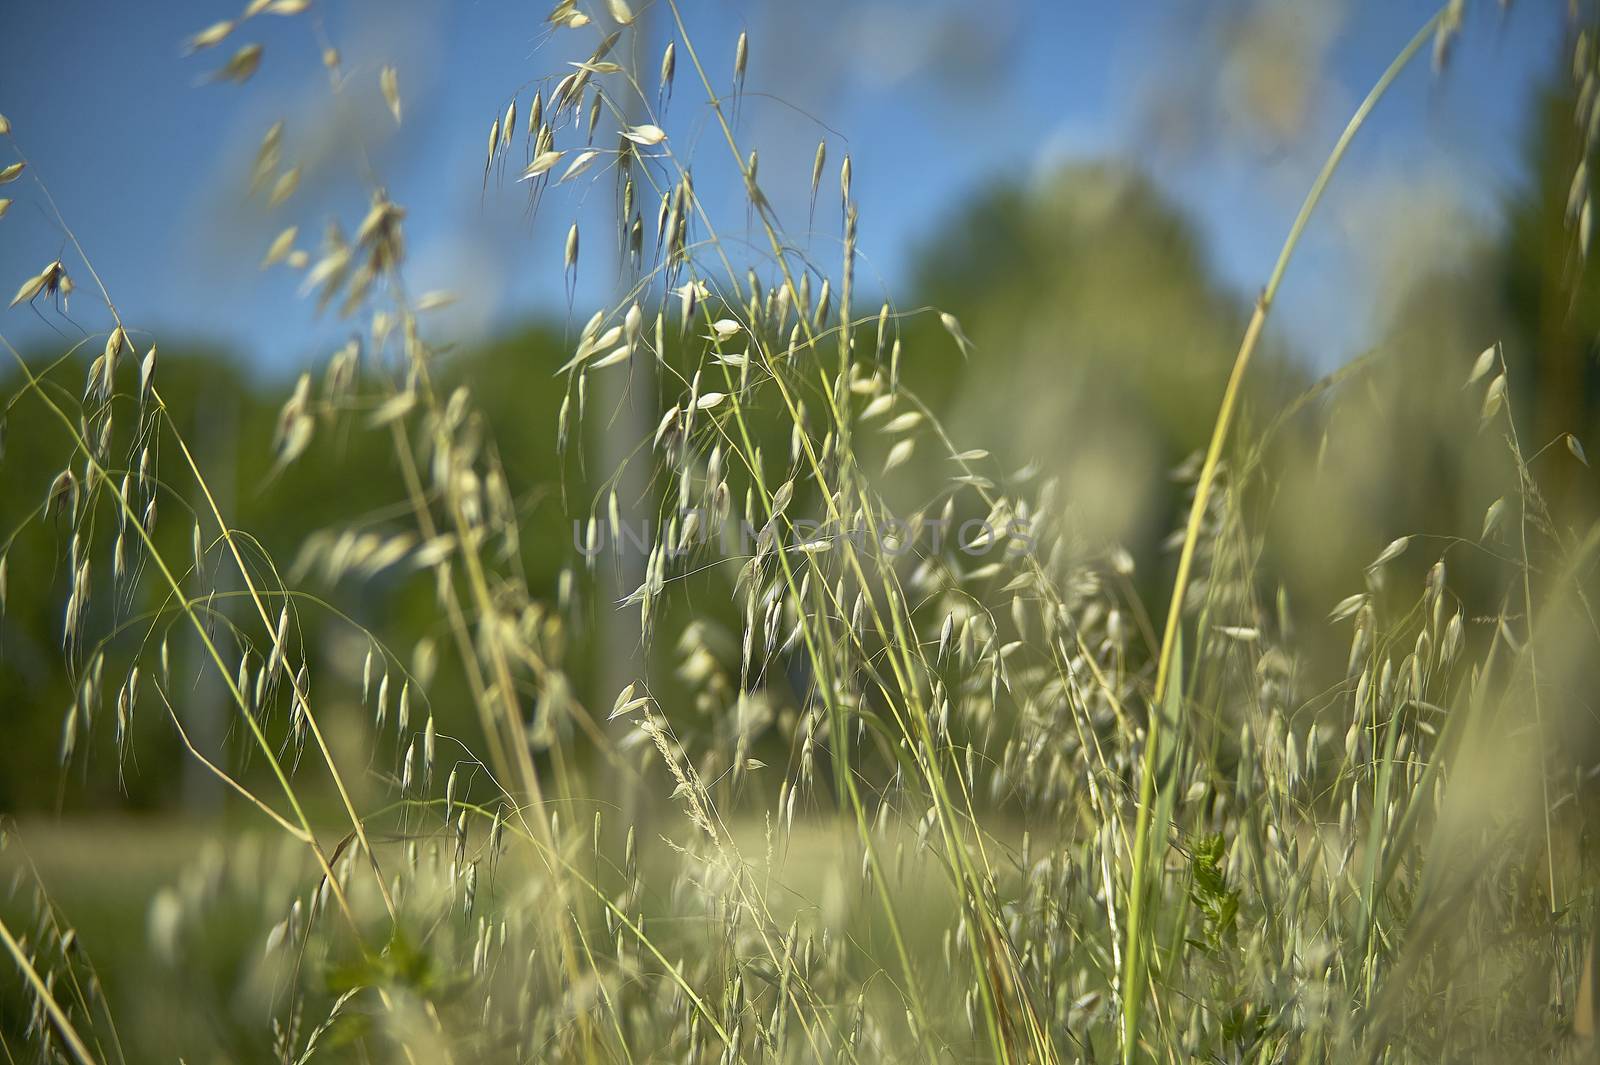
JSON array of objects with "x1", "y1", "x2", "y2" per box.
[{"x1": 2, "y1": 1, "x2": 1599, "y2": 1062}]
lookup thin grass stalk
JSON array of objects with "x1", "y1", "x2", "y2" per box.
[
  {"x1": 7, "y1": 155, "x2": 401, "y2": 923},
  {"x1": 0, "y1": 914, "x2": 99, "y2": 1065},
  {"x1": 0, "y1": 338, "x2": 369, "y2": 935},
  {"x1": 660, "y1": 8, "x2": 1049, "y2": 1054},
  {"x1": 1119, "y1": 10, "x2": 1447, "y2": 1062}
]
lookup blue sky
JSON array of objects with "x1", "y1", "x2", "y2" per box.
[{"x1": 0, "y1": 0, "x2": 1570, "y2": 377}]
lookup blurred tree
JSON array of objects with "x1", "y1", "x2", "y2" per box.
[
  {"x1": 9, "y1": 61, "x2": 1600, "y2": 814},
  {"x1": 1498, "y1": 79, "x2": 1600, "y2": 517},
  {"x1": 906, "y1": 160, "x2": 1300, "y2": 577},
  {"x1": 0, "y1": 325, "x2": 578, "y2": 813}
]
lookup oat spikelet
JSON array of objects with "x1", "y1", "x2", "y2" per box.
[
  {"x1": 380, "y1": 66, "x2": 402, "y2": 124},
  {"x1": 185, "y1": 20, "x2": 234, "y2": 54},
  {"x1": 213, "y1": 43, "x2": 264, "y2": 84},
  {"x1": 262, "y1": 225, "x2": 298, "y2": 268},
  {"x1": 660, "y1": 42, "x2": 676, "y2": 103},
  {"x1": 623, "y1": 124, "x2": 666, "y2": 146}
]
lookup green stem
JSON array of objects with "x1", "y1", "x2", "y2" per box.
[
  {"x1": 0, "y1": 909, "x2": 99, "y2": 1065},
  {"x1": 1119, "y1": 10, "x2": 1445, "y2": 1063}
]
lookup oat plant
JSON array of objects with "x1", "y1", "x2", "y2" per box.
[{"x1": 3, "y1": 1, "x2": 1599, "y2": 1063}]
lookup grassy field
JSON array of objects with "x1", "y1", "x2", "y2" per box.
[{"x1": 4, "y1": 1, "x2": 1600, "y2": 1063}]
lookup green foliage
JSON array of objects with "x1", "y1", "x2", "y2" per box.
[{"x1": 1185, "y1": 832, "x2": 1239, "y2": 955}]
